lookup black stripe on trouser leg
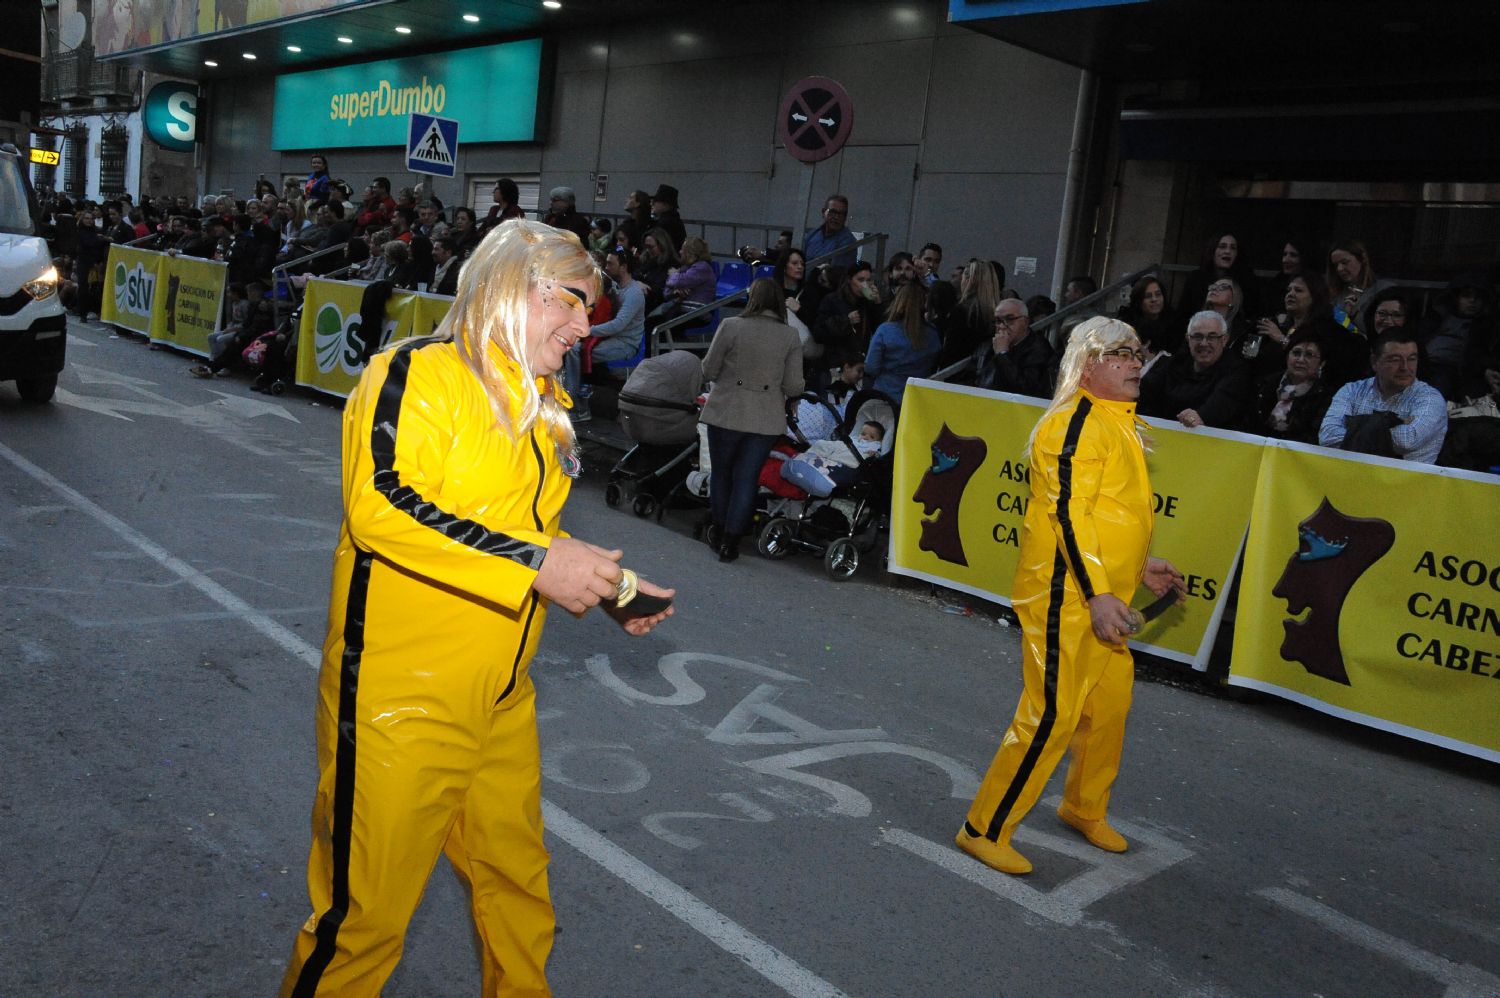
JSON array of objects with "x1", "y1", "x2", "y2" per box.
[
  {"x1": 291, "y1": 551, "x2": 372, "y2": 997},
  {"x1": 1055, "y1": 397, "x2": 1096, "y2": 600},
  {"x1": 983, "y1": 549, "x2": 1067, "y2": 841}
]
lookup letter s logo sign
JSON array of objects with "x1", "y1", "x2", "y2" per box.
[
  {"x1": 165, "y1": 92, "x2": 197, "y2": 142},
  {"x1": 145, "y1": 81, "x2": 199, "y2": 152}
]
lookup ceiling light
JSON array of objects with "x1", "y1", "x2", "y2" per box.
[
  {"x1": 395, "y1": 25, "x2": 411, "y2": 34},
  {"x1": 336, "y1": 35, "x2": 353, "y2": 44},
  {"x1": 462, "y1": 13, "x2": 480, "y2": 22},
  {"x1": 543, "y1": 0, "x2": 562, "y2": 8},
  {"x1": 242, "y1": 52, "x2": 256, "y2": 59},
  {"x1": 203, "y1": 59, "x2": 218, "y2": 67},
  {"x1": 286, "y1": 45, "x2": 302, "y2": 52}
]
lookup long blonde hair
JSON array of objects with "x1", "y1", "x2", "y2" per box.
[
  {"x1": 959, "y1": 259, "x2": 1001, "y2": 316},
  {"x1": 439, "y1": 219, "x2": 600, "y2": 453},
  {"x1": 1028, "y1": 315, "x2": 1143, "y2": 458}
]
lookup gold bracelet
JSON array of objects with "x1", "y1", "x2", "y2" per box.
[{"x1": 614, "y1": 568, "x2": 639, "y2": 607}]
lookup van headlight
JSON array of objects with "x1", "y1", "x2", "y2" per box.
[{"x1": 23, "y1": 266, "x2": 59, "y2": 301}]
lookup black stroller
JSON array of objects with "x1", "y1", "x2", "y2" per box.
[
  {"x1": 605, "y1": 350, "x2": 703, "y2": 520},
  {"x1": 755, "y1": 388, "x2": 899, "y2": 580}
]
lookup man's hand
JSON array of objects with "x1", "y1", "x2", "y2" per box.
[
  {"x1": 1087, "y1": 593, "x2": 1136, "y2": 645},
  {"x1": 992, "y1": 329, "x2": 1011, "y2": 354},
  {"x1": 1177, "y1": 408, "x2": 1204, "y2": 428},
  {"x1": 1143, "y1": 557, "x2": 1187, "y2": 603},
  {"x1": 533, "y1": 538, "x2": 623, "y2": 614},
  {"x1": 603, "y1": 577, "x2": 677, "y2": 636}
]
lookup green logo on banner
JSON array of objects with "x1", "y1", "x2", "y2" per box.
[
  {"x1": 113, "y1": 260, "x2": 155, "y2": 317},
  {"x1": 144, "y1": 82, "x2": 198, "y2": 152}
]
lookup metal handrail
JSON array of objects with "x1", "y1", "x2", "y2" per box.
[
  {"x1": 125, "y1": 232, "x2": 160, "y2": 247},
  {"x1": 271, "y1": 243, "x2": 351, "y2": 329},
  {"x1": 650, "y1": 230, "x2": 892, "y2": 354},
  {"x1": 929, "y1": 262, "x2": 1163, "y2": 383}
]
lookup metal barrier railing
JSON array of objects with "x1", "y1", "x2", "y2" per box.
[
  {"x1": 651, "y1": 230, "x2": 891, "y2": 354},
  {"x1": 271, "y1": 244, "x2": 354, "y2": 330}
]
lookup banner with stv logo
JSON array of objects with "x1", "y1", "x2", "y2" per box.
[
  {"x1": 295, "y1": 279, "x2": 455, "y2": 398},
  {"x1": 99, "y1": 245, "x2": 163, "y2": 337},
  {"x1": 888, "y1": 380, "x2": 1264, "y2": 667},
  {"x1": 1229, "y1": 443, "x2": 1500, "y2": 762}
]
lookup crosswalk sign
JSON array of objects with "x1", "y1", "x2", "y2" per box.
[{"x1": 407, "y1": 114, "x2": 459, "y2": 178}]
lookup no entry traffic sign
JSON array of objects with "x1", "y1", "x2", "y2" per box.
[{"x1": 777, "y1": 76, "x2": 854, "y2": 164}]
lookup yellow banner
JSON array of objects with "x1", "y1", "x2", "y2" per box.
[
  {"x1": 99, "y1": 245, "x2": 162, "y2": 336},
  {"x1": 295, "y1": 279, "x2": 453, "y2": 397},
  {"x1": 1230, "y1": 444, "x2": 1500, "y2": 762},
  {"x1": 889, "y1": 381, "x2": 1265, "y2": 665},
  {"x1": 149, "y1": 254, "x2": 228, "y2": 356}
]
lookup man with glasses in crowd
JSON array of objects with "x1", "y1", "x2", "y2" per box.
[
  {"x1": 977, "y1": 296, "x2": 1055, "y2": 398},
  {"x1": 803, "y1": 194, "x2": 857, "y2": 267},
  {"x1": 1319, "y1": 327, "x2": 1448, "y2": 463},
  {"x1": 958, "y1": 316, "x2": 1185, "y2": 876}
]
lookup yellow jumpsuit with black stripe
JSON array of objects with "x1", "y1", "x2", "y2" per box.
[
  {"x1": 962, "y1": 389, "x2": 1153, "y2": 847},
  {"x1": 282, "y1": 337, "x2": 571, "y2": 997}
]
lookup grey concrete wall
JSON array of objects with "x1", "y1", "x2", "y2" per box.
[{"x1": 203, "y1": 0, "x2": 1082, "y2": 297}]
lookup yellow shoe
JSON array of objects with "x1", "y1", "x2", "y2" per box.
[
  {"x1": 1056, "y1": 806, "x2": 1128, "y2": 852},
  {"x1": 954, "y1": 827, "x2": 1032, "y2": 875}
]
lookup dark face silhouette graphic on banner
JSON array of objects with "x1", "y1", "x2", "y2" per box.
[
  {"x1": 1273, "y1": 498, "x2": 1394, "y2": 685},
  {"x1": 912, "y1": 424, "x2": 988, "y2": 567}
]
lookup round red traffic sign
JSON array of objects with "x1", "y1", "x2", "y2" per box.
[{"x1": 777, "y1": 76, "x2": 854, "y2": 164}]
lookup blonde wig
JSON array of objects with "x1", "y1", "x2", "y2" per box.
[
  {"x1": 1029, "y1": 315, "x2": 1144, "y2": 458},
  {"x1": 438, "y1": 219, "x2": 600, "y2": 455}
]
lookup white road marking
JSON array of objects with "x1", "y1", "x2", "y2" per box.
[
  {"x1": 743, "y1": 741, "x2": 981, "y2": 818},
  {"x1": 203, "y1": 389, "x2": 300, "y2": 422},
  {"x1": 541, "y1": 742, "x2": 652, "y2": 794},
  {"x1": 708, "y1": 683, "x2": 887, "y2": 745},
  {"x1": 1257, "y1": 887, "x2": 1500, "y2": 998},
  {"x1": 587, "y1": 651, "x2": 805, "y2": 707},
  {"x1": 882, "y1": 799, "x2": 1192, "y2": 928},
  {"x1": 0, "y1": 437, "x2": 846, "y2": 998},
  {"x1": 543, "y1": 802, "x2": 848, "y2": 998},
  {"x1": 643, "y1": 792, "x2": 775, "y2": 851}
]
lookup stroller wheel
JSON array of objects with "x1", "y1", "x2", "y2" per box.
[
  {"x1": 604, "y1": 483, "x2": 623, "y2": 508},
  {"x1": 756, "y1": 518, "x2": 794, "y2": 560},
  {"x1": 632, "y1": 494, "x2": 658, "y2": 518},
  {"x1": 824, "y1": 538, "x2": 860, "y2": 581}
]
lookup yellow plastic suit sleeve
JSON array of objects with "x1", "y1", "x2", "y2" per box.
[
  {"x1": 340, "y1": 347, "x2": 553, "y2": 613},
  {"x1": 1039, "y1": 409, "x2": 1113, "y2": 600}
]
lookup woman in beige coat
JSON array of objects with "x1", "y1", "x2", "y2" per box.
[{"x1": 699, "y1": 279, "x2": 805, "y2": 561}]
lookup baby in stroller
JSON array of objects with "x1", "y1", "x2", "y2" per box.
[{"x1": 755, "y1": 389, "x2": 898, "y2": 579}]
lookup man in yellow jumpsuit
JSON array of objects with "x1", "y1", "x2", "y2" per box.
[
  {"x1": 958, "y1": 316, "x2": 1184, "y2": 876},
  {"x1": 282, "y1": 220, "x2": 675, "y2": 996}
]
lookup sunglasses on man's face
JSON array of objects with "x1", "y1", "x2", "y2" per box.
[{"x1": 550, "y1": 284, "x2": 595, "y2": 312}]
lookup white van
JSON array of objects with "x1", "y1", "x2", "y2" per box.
[{"x1": 0, "y1": 143, "x2": 66, "y2": 402}]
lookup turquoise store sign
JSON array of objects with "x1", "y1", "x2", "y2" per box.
[{"x1": 271, "y1": 39, "x2": 548, "y2": 150}]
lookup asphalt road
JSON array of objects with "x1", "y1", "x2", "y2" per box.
[{"x1": 2, "y1": 318, "x2": 1496, "y2": 997}]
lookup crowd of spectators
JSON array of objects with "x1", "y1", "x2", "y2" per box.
[{"x1": 32, "y1": 162, "x2": 1500, "y2": 469}]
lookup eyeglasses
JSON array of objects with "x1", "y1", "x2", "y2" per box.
[
  {"x1": 1187, "y1": 332, "x2": 1226, "y2": 343},
  {"x1": 1207, "y1": 281, "x2": 1234, "y2": 292},
  {"x1": 1374, "y1": 309, "x2": 1405, "y2": 320},
  {"x1": 1099, "y1": 347, "x2": 1147, "y2": 363},
  {"x1": 550, "y1": 284, "x2": 595, "y2": 313},
  {"x1": 824, "y1": 207, "x2": 848, "y2": 217},
  {"x1": 994, "y1": 314, "x2": 1025, "y2": 326}
]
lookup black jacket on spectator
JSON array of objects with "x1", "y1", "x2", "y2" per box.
[
  {"x1": 814, "y1": 287, "x2": 881, "y2": 370},
  {"x1": 543, "y1": 209, "x2": 590, "y2": 246},
  {"x1": 653, "y1": 209, "x2": 686, "y2": 253},
  {"x1": 975, "y1": 330, "x2": 1055, "y2": 399},
  {"x1": 1139, "y1": 349, "x2": 1254, "y2": 428},
  {"x1": 936, "y1": 299, "x2": 993, "y2": 379},
  {"x1": 1243, "y1": 371, "x2": 1335, "y2": 443}
]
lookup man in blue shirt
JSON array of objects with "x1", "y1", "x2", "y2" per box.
[
  {"x1": 1319, "y1": 328, "x2": 1448, "y2": 463},
  {"x1": 564, "y1": 249, "x2": 646, "y2": 418},
  {"x1": 803, "y1": 194, "x2": 857, "y2": 267}
]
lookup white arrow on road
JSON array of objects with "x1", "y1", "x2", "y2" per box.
[
  {"x1": 70, "y1": 363, "x2": 159, "y2": 388},
  {"x1": 53, "y1": 387, "x2": 182, "y2": 422},
  {"x1": 202, "y1": 389, "x2": 300, "y2": 423}
]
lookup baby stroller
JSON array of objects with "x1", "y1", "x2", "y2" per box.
[
  {"x1": 606, "y1": 350, "x2": 703, "y2": 520},
  {"x1": 755, "y1": 388, "x2": 899, "y2": 580}
]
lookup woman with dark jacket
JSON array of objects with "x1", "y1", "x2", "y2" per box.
[
  {"x1": 73, "y1": 208, "x2": 110, "y2": 319},
  {"x1": 1117, "y1": 274, "x2": 1179, "y2": 357},
  {"x1": 813, "y1": 261, "x2": 882, "y2": 377},
  {"x1": 635, "y1": 227, "x2": 677, "y2": 309},
  {"x1": 1243, "y1": 327, "x2": 1335, "y2": 442},
  {"x1": 1178, "y1": 232, "x2": 1260, "y2": 321},
  {"x1": 699, "y1": 279, "x2": 805, "y2": 562},
  {"x1": 393, "y1": 235, "x2": 436, "y2": 291}
]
